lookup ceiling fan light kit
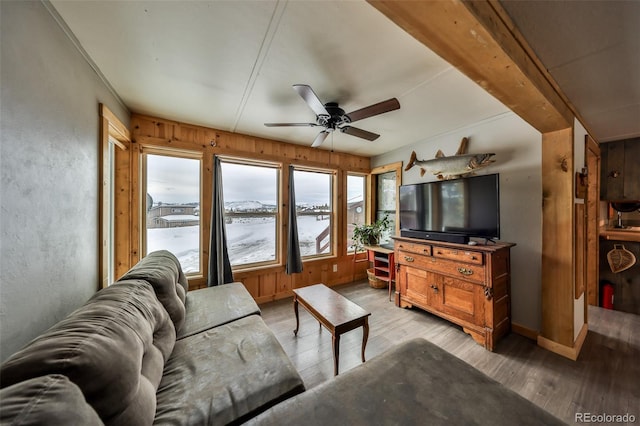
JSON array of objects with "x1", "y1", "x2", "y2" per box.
[{"x1": 265, "y1": 84, "x2": 400, "y2": 148}]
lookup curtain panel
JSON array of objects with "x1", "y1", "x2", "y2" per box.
[
  {"x1": 286, "y1": 165, "x2": 303, "y2": 275},
  {"x1": 208, "y1": 156, "x2": 234, "y2": 286}
]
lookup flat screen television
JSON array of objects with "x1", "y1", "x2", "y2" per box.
[{"x1": 399, "y1": 173, "x2": 500, "y2": 243}]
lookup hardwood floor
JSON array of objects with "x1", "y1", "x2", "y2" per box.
[{"x1": 259, "y1": 280, "x2": 640, "y2": 425}]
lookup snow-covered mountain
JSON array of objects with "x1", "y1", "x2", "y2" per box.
[{"x1": 224, "y1": 201, "x2": 277, "y2": 212}]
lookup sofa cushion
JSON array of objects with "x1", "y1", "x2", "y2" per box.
[
  {"x1": 247, "y1": 338, "x2": 566, "y2": 426},
  {"x1": 118, "y1": 250, "x2": 188, "y2": 333},
  {"x1": 0, "y1": 375, "x2": 104, "y2": 426},
  {"x1": 0, "y1": 281, "x2": 175, "y2": 426},
  {"x1": 177, "y1": 283, "x2": 261, "y2": 340},
  {"x1": 154, "y1": 314, "x2": 305, "y2": 425}
]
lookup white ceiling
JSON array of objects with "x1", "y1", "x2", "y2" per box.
[{"x1": 49, "y1": 0, "x2": 639, "y2": 156}]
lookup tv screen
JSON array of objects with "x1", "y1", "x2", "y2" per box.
[{"x1": 399, "y1": 173, "x2": 500, "y2": 240}]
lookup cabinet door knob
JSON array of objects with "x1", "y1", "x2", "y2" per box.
[
  {"x1": 430, "y1": 285, "x2": 439, "y2": 293},
  {"x1": 457, "y1": 267, "x2": 473, "y2": 276},
  {"x1": 404, "y1": 256, "x2": 414, "y2": 262}
]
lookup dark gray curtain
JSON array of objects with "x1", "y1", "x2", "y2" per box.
[
  {"x1": 208, "y1": 156, "x2": 234, "y2": 286},
  {"x1": 286, "y1": 165, "x2": 303, "y2": 274}
]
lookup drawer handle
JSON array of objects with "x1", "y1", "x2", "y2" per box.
[
  {"x1": 484, "y1": 285, "x2": 493, "y2": 300},
  {"x1": 404, "y1": 256, "x2": 414, "y2": 262},
  {"x1": 457, "y1": 267, "x2": 473, "y2": 276}
]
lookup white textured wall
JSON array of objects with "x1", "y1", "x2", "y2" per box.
[
  {"x1": 0, "y1": 1, "x2": 129, "y2": 361},
  {"x1": 372, "y1": 112, "x2": 544, "y2": 331}
]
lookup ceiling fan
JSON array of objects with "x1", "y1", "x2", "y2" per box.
[{"x1": 264, "y1": 84, "x2": 400, "y2": 148}]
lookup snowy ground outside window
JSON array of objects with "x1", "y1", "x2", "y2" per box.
[{"x1": 147, "y1": 216, "x2": 330, "y2": 273}]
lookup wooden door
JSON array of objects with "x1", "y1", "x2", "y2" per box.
[
  {"x1": 585, "y1": 136, "x2": 601, "y2": 307},
  {"x1": 399, "y1": 265, "x2": 442, "y2": 309},
  {"x1": 440, "y1": 277, "x2": 483, "y2": 326}
]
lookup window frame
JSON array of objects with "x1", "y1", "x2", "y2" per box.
[
  {"x1": 346, "y1": 172, "x2": 368, "y2": 254},
  {"x1": 99, "y1": 104, "x2": 130, "y2": 288},
  {"x1": 140, "y1": 146, "x2": 204, "y2": 277},
  {"x1": 218, "y1": 156, "x2": 282, "y2": 271},
  {"x1": 292, "y1": 165, "x2": 338, "y2": 260},
  {"x1": 370, "y1": 162, "x2": 402, "y2": 242}
]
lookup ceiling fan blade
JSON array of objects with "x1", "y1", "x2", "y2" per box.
[
  {"x1": 293, "y1": 84, "x2": 330, "y2": 117},
  {"x1": 264, "y1": 122, "x2": 318, "y2": 127},
  {"x1": 311, "y1": 130, "x2": 330, "y2": 148},
  {"x1": 346, "y1": 98, "x2": 400, "y2": 123},
  {"x1": 340, "y1": 126, "x2": 380, "y2": 141}
]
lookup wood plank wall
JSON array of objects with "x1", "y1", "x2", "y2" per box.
[
  {"x1": 540, "y1": 128, "x2": 575, "y2": 347},
  {"x1": 119, "y1": 114, "x2": 372, "y2": 303}
]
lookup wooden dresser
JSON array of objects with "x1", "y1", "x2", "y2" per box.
[{"x1": 394, "y1": 236, "x2": 515, "y2": 350}]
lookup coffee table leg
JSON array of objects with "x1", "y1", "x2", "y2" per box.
[
  {"x1": 332, "y1": 333, "x2": 340, "y2": 376},
  {"x1": 293, "y1": 295, "x2": 300, "y2": 336},
  {"x1": 361, "y1": 318, "x2": 369, "y2": 363}
]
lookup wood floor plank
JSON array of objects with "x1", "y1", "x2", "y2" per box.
[{"x1": 259, "y1": 281, "x2": 640, "y2": 424}]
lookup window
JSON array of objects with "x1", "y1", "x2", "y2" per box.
[
  {"x1": 347, "y1": 174, "x2": 366, "y2": 252},
  {"x1": 294, "y1": 168, "x2": 334, "y2": 257},
  {"x1": 371, "y1": 163, "x2": 402, "y2": 244},
  {"x1": 220, "y1": 160, "x2": 280, "y2": 268},
  {"x1": 106, "y1": 138, "x2": 115, "y2": 283},
  {"x1": 143, "y1": 152, "x2": 201, "y2": 275}
]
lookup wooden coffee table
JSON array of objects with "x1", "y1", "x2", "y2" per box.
[{"x1": 293, "y1": 283, "x2": 371, "y2": 376}]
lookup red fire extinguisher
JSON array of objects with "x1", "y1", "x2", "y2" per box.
[{"x1": 602, "y1": 283, "x2": 614, "y2": 309}]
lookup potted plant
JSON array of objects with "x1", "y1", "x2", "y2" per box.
[{"x1": 352, "y1": 214, "x2": 391, "y2": 251}]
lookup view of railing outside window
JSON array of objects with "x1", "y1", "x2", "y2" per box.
[
  {"x1": 294, "y1": 169, "x2": 333, "y2": 257},
  {"x1": 347, "y1": 174, "x2": 366, "y2": 252},
  {"x1": 220, "y1": 161, "x2": 279, "y2": 267},
  {"x1": 144, "y1": 153, "x2": 201, "y2": 274}
]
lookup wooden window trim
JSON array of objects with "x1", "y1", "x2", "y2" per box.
[
  {"x1": 219, "y1": 157, "x2": 283, "y2": 271},
  {"x1": 99, "y1": 104, "x2": 130, "y2": 288},
  {"x1": 291, "y1": 165, "x2": 338, "y2": 260},
  {"x1": 140, "y1": 146, "x2": 204, "y2": 278},
  {"x1": 369, "y1": 162, "x2": 402, "y2": 234},
  {"x1": 346, "y1": 172, "x2": 367, "y2": 254}
]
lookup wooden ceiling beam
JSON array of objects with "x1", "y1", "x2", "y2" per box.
[{"x1": 367, "y1": 0, "x2": 573, "y2": 134}]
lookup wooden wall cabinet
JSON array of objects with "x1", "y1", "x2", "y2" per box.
[
  {"x1": 600, "y1": 138, "x2": 640, "y2": 201},
  {"x1": 394, "y1": 236, "x2": 515, "y2": 351}
]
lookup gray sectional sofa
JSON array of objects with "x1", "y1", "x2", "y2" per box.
[
  {"x1": 1, "y1": 250, "x2": 565, "y2": 425},
  {"x1": 0, "y1": 250, "x2": 304, "y2": 425},
  {"x1": 249, "y1": 338, "x2": 567, "y2": 426}
]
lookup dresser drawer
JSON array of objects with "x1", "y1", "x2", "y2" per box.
[
  {"x1": 432, "y1": 247, "x2": 483, "y2": 265},
  {"x1": 398, "y1": 250, "x2": 485, "y2": 284},
  {"x1": 395, "y1": 241, "x2": 432, "y2": 256}
]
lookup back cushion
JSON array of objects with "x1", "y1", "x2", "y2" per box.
[
  {"x1": 0, "y1": 375, "x2": 104, "y2": 425},
  {"x1": 0, "y1": 281, "x2": 175, "y2": 426},
  {"x1": 118, "y1": 250, "x2": 187, "y2": 333}
]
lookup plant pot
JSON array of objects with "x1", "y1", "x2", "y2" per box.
[{"x1": 366, "y1": 236, "x2": 379, "y2": 246}]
